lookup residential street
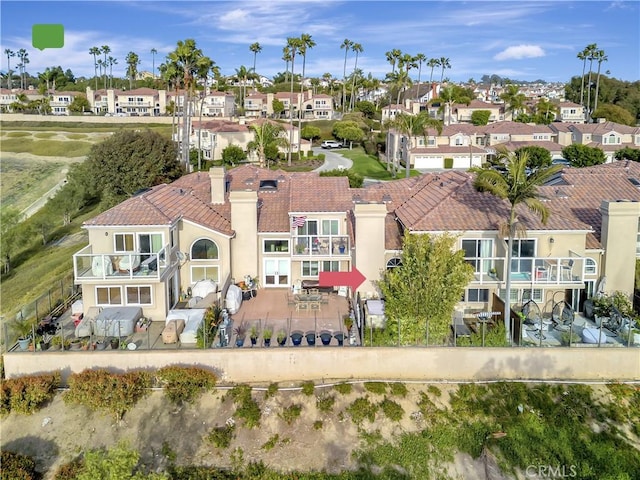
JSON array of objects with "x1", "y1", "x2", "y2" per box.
[{"x1": 312, "y1": 147, "x2": 353, "y2": 172}]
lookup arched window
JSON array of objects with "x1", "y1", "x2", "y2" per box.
[
  {"x1": 585, "y1": 258, "x2": 597, "y2": 275},
  {"x1": 191, "y1": 239, "x2": 218, "y2": 260},
  {"x1": 386, "y1": 257, "x2": 402, "y2": 270}
]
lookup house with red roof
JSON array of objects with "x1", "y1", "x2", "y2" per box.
[{"x1": 72, "y1": 161, "x2": 640, "y2": 326}]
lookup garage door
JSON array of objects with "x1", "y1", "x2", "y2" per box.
[{"x1": 414, "y1": 156, "x2": 443, "y2": 169}]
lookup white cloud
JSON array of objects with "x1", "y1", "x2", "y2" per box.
[{"x1": 494, "y1": 45, "x2": 545, "y2": 61}]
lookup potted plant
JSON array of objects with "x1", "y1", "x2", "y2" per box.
[
  {"x1": 95, "y1": 339, "x2": 107, "y2": 350},
  {"x1": 11, "y1": 317, "x2": 35, "y2": 351},
  {"x1": 277, "y1": 329, "x2": 287, "y2": 347},
  {"x1": 69, "y1": 338, "x2": 83, "y2": 350},
  {"x1": 560, "y1": 331, "x2": 581, "y2": 346},
  {"x1": 343, "y1": 314, "x2": 353, "y2": 334},
  {"x1": 249, "y1": 324, "x2": 259, "y2": 346},
  {"x1": 110, "y1": 337, "x2": 120, "y2": 349},
  {"x1": 234, "y1": 322, "x2": 247, "y2": 347},
  {"x1": 296, "y1": 243, "x2": 307, "y2": 254},
  {"x1": 621, "y1": 328, "x2": 640, "y2": 346},
  {"x1": 263, "y1": 326, "x2": 273, "y2": 347},
  {"x1": 489, "y1": 267, "x2": 497, "y2": 278},
  {"x1": 338, "y1": 241, "x2": 346, "y2": 254}
]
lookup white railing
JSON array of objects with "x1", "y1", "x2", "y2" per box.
[
  {"x1": 465, "y1": 256, "x2": 585, "y2": 286},
  {"x1": 74, "y1": 244, "x2": 169, "y2": 281}
]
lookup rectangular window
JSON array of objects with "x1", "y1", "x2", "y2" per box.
[
  {"x1": 114, "y1": 233, "x2": 135, "y2": 252},
  {"x1": 302, "y1": 261, "x2": 319, "y2": 276},
  {"x1": 466, "y1": 288, "x2": 489, "y2": 302},
  {"x1": 510, "y1": 239, "x2": 535, "y2": 273},
  {"x1": 298, "y1": 220, "x2": 318, "y2": 235},
  {"x1": 264, "y1": 239, "x2": 289, "y2": 253},
  {"x1": 322, "y1": 261, "x2": 339, "y2": 272},
  {"x1": 521, "y1": 289, "x2": 543, "y2": 303},
  {"x1": 126, "y1": 286, "x2": 152, "y2": 305},
  {"x1": 462, "y1": 239, "x2": 493, "y2": 273},
  {"x1": 191, "y1": 266, "x2": 219, "y2": 283},
  {"x1": 321, "y1": 219, "x2": 339, "y2": 235},
  {"x1": 96, "y1": 286, "x2": 122, "y2": 305}
]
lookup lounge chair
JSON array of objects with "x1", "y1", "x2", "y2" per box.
[
  {"x1": 305, "y1": 331, "x2": 316, "y2": 346},
  {"x1": 290, "y1": 331, "x2": 303, "y2": 346},
  {"x1": 319, "y1": 331, "x2": 332, "y2": 346}
]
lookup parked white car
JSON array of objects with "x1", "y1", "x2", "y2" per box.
[{"x1": 321, "y1": 140, "x2": 343, "y2": 149}]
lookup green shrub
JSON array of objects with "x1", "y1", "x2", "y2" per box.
[
  {"x1": 280, "y1": 404, "x2": 302, "y2": 425},
  {"x1": 307, "y1": 150, "x2": 314, "y2": 157},
  {"x1": 265, "y1": 383, "x2": 279, "y2": 399},
  {"x1": 346, "y1": 396, "x2": 378, "y2": 425},
  {"x1": 313, "y1": 420, "x2": 323, "y2": 430},
  {"x1": 156, "y1": 365, "x2": 217, "y2": 405},
  {"x1": 389, "y1": 382, "x2": 408, "y2": 398},
  {"x1": 207, "y1": 424, "x2": 235, "y2": 449},
  {"x1": 1, "y1": 450, "x2": 37, "y2": 480},
  {"x1": 261, "y1": 434, "x2": 279, "y2": 451},
  {"x1": 1, "y1": 373, "x2": 60, "y2": 415},
  {"x1": 444, "y1": 157, "x2": 454, "y2": 169},
  {"x1": 316, "y1": 394, "x2": 336, "y2": 413},
  {"x1": 317, "y1": 153, "x2": 325, "y2": 161},
  {"x1": 64, "y1": 369, "x2": 151, "y2": 420},
  {"x1": 227, "y1": 385, "x2": 261, "y2": 428},
  {"x1": 6, "y1": 131, "x2": 31, "y2": 138},
  {"x1": 301, "y1": 381, "x2": 315, "y2": 396},
  {"x1": 379, "y1": 397, "x2": 404, "y2": 421},
  {"x1": 364, "y1": 382, "x2": 387, "y2": 395},
  {"x1": 334, "y1": 382, "x2": 352, "y2": 395},
  {"x1": 427, "y1": 385, "x2": 442, "y2": 397}
]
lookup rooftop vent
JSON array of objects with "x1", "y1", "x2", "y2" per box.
[
  {"x1": 259, "y1": 179, "x2": 278, "y2": 191},
  {"x1": 628, "y1": 177, "x2": 640, "y2": 188}
]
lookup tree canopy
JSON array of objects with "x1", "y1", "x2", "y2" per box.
[
  {"x1": 561, "y1": 144, "x2": 606, "y2": 167},
  {"x1": 77, "y1": 129, "x2": 182, "y2": 208},
  {"x1": 591, "y1": 104, "x2": 636, "y2": 126},
  {"x1": 221, "y1": 144, "x2": 246, "y2": 166},
  {"x1": 332, "y1": 120, "x2": 365, "y2": 147},
  {"x1": 471, "y1": 110, "x2": 491, "y2": 126},
  {"x1": 514, "y1": 145, "x2": 552, "y2": 170},
  {"x1": 614, "y1": 147, "x2": 640, "y2": 162},
  {"x1": 319, "y1": 169, "x2": 363, "y2": 187},
  {"x1": 376, "y1": 233, "x2": 474, "y2": 346}
]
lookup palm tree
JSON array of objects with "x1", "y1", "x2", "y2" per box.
[
  {"x1": 282, "y1": 46, "x2": 291, "y2": 84},
  {"x1": 500, "y1": 84, "x2": 527, "y2": 120},
  {"x1": 234, "y1": 65, "x2": 251, "y2": 107},
  {"x1": 125, "y1": 51, "x2": 140, "y2": 90},
  {"x1": 298, "y1": 33, "x2": 316, "y2": 154},
  {"x1": 17, "y1": 49, "x2": 28, "y2": 89},
  {"x1": 472, "y1": 147, "x2": 562, "y2": 344},
  {"x1": 150, "y1": 48, "x2": 158, "y2": 80},
  {"x1": 577, "y1": 48, "x2": 588, "y2": 108},
  {"x1": 388, "y1": 111, "x2": 443, "y2": 178},
  {"x1": 414, "y1": 53, "x2": 426, "y2": 101},
  {"x1": 349, "y1": 42, "x2": 364, "y2": 111},
  {"x1": 168, "y1": 39, "x2": 210, "y2": 168},
  {"x1": 434, "y1": 84, "x2": 471, "y2": 125},
  {"x1": 585, "y1": 44, "x2": 598, "y2": 122},
  {"x1": 159, "y1": 61, "x2": 182, "y2": 150},
  {"x1": 340, "y1": 38, "x2": 353, "y2": 113},
  {"x1": 108, "y1": 56, "x2": 117, "y2": 88},
  {"x1": 427, "y1": 57, "x2": 439, "y2": 95},
  {"x1": 249, "y1": 42, "x2": 262, "y2": 73},
  {"x1": 286, "y1": 36, "x2": 302, "y2": 166},
  {"x1": 438, "y1": 57, "x2": 451, "y2": 85},
  {"x1": 593, "y1": 49, "x2": 607, "y2": 115},
  {"x1": 4, "y1": 49, "x2": 15, "y2": 89},
  {"x1": 396, "y1": 53, "x2": 416, "y2": 106},
  {"x1": 89, "y1": 47, "x2": 100, "y2": 90},
  {"x1": 97, "y1": 59, "x2": 105, "y2": 88},
  {"x1": 196, "y1": 58, "x2": 215, "y2": 170},
  {"x1": 247, "y1": 121, "x2": 290, "y2": 168},
  {"x1": 101, "y1": 45, "x2": 111, "y2": 89}
]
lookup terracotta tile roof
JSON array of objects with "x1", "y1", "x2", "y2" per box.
[
  {"x1": 557, "y1": 101, "x2": 582, "y2": 108},
  {"x1": 289, "y1": 174, "x2": 352, "y2": 212},
  {"x1": 454, "y1": 99, "x2": 498, "y2": 110},
  {"x1": 570, "y1": 121, "x2": 639, "y2": 135},
  {"x1": 192, "y1": 120, "x2": 249, "y2": 133},
  {"x1": 483, "y1": 121, "x2": 554, "y2": 135},
  {"x1": 121, "y1": 87, "x2": 158, "y2": 96},
  {"x1": 412, "y1": 145, "x2": 487, "y2": 155},
  {"x1": 549, "y1": 123, "x2": 573, "y2": 133},
  {"x1": 499, "y1": 140, "x2": 563, "y2": 152},
  {"x1": 84, "y1": 173, "x2": 233, "y2": 235}
]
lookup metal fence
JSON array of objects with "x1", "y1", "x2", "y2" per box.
[{"x1": 1, "y1": 273, "x2": 80, "y2": 352}]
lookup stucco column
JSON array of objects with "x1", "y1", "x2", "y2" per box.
[
  {"x1": 209, "y1": 167, "x2": 225, "y2": 205},
  {"x1": 600, "y1": 200, "x2": 640, "y2": 297},
  {"x1": 230, "y1": 190, "x2": 258, "y2": 280},
  {"x1": 354, "y1": 203, "x2": 387, "y2": 295}
]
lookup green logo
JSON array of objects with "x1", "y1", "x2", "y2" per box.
[{"x1": 32, "y1": 24, "x2": 65, "y2": 50}]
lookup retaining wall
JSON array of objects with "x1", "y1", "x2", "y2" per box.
[{"x1": 3, "y1": 347, "x2": 639, "y2": 384}]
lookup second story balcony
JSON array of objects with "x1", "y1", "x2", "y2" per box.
[
  {"x1": 74, "y1": 244, "x2": 169, "y2": 282},
  {"x1": 465, "y1": 256, "x2": 586, "y2": 286},
  {"x1": 293, "y1": 235, "x2": 349, "y2": 257}
]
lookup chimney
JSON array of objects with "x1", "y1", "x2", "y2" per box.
[
  {"x1": 353, "y1": 203, "x2": 387, "y2": 294},
  {"x1": 209, "y1": 167, "x2": 226, "y2": 204}
]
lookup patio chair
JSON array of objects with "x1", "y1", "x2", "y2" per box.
[
  {"x1": 290, "y1": 331, "x2": 303, "y2": 346},
  {"x1": 305, "y1": 331, "x2": 316, "y2": 346},
  {"x1": 334, "y1": 332, "x2": 345, "y2": 346},
  {"x1": 319, "y1": 331, "x2": 332, "y2": 346},
  {"x1": 309, "y1": 301, "x2": 321, "y2": 312},
  {"x1": 561, "y1": 259, "x2": 574, "y2": 281}
]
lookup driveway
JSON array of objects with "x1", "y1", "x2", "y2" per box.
[{"x1": 312, "y1": 147, "x2": 353, "y2": 172}]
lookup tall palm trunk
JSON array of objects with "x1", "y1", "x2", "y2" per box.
[
  {"x1": 593, "y1": 61, "x2": 603, "y2": 115},
  {"x1": 350, "y1": 53, "x2": 360, "y2": 111},
  {"x1": 586, "y1": 58, "x2": 594, "y2": 122},
  {"x1": 416, "y1": 63, "x2": 423, "y2": 101},
  {"x1": 298, "y1": 54, "x2": 306, "y2": 157},
  {"x1": 288, "y1": 53, "x2": 296, "y2": 166},
  {"x1": 342, "y1": 49, "x2": 349, "y2": 113},
  {"x1": 579, "y1": 57, "x2": 587, "y2": 107},
  {"x1": 197, "y1": 78, "x2": 208, "y2": 170},
  {"x1": 181, "y1": 75, "x2": 191, "y2": 168}
]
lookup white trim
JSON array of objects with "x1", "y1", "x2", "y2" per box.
[
  {"x1": 95, "y1": 285, "x2": 123, "y2": 306},
  {"x1": 182, "y1": 219, "x2": 234, "y2": 238}
]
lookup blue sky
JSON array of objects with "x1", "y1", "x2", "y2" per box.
[{"x1": 1, "y1": 1, "x2": 639, "y2": 84}]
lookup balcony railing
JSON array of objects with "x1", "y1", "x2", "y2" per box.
[
  {"x1": 74, "y1": 244, "x2": 169, "y2": 281},
  {"x1": 292, "y1": 236, "x2": 349, "y2": 257},
  {"x1": 465, "y1": 256, "x2": 585, "y2": 286}
]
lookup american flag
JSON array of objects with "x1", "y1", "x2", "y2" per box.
[{"x1": 291, "y1": 216, "x2": 307, "y2": 228}]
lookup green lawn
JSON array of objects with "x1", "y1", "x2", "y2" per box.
[
  {"x1": 0, "y1": 138, "x2": 93, "y2": 157},
  {"x1": 34, "y1": 132, "x2": 56, "y2": 139},
  {"x1": 0, "y1": 121, "x2": 172, "y2": 136},
  {"x1": 339, "y1": 147, "x2": 421, "y2": 180}
]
